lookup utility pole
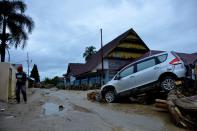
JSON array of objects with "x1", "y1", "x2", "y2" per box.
[
  {"x1": 100, "y1": 29, "x2": 104, "y2": 86},
  {"x1": 27, "y1": 52, "x2": 33, "y2": 87},
  {"x1": 27, "y1": 52, "x2": 30, "y2": 77},
  {"x1": 26, "y1": 52, "x2": 30, "y2": 88},
  {"x1": 6, "y1": 48, "x2": 10, "y2": 62}
]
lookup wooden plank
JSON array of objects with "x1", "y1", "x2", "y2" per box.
[
  {"x1": 155, "y1": 103, "x2": 168, "y2": 109},
  {"x1": 175, "y1": 81, "x2": 182, "y2": 86},
  {"x1": 155, "y1": 99, "x2": 167, "y2": 104}
]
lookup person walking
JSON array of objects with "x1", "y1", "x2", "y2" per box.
[{"x1": 16, "y1": 65, "x2": 27, "y2": 104}]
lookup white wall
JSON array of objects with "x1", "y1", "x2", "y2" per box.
[
  {"x1": 0, "y1": 63, "x2": 9, "y2": 102},
  {"x1": 92, "y1": 59, "x2": 109, "y2": 72},
  {"x1": 0, "y1": 63, "x2": 17, "y2": 102},
  {"x1": 9, "y1": 65, "x2": 17, "y2": 99}
]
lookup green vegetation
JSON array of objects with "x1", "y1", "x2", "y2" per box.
[
  {"x1": 30, "y1": 64, "x2": 40, "y2": 82},
  {"x1": 83, "y1": 46, "x2": 97, "y2": 62},
  {"x1": 0, "y1": 0, "x2": 34, "y2": 62},
  {"x1": 43, "y1": 76, "x2": 65, "y2": 89}
]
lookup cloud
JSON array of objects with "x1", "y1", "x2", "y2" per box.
[{"x1": 7, "y1": 0, "x2": 197, "y2": 80}]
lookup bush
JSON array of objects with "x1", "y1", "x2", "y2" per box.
[{"x1": 65, "y1": 84, "x2": 100, "y2": 91}]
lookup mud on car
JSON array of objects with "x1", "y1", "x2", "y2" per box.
[{"x1": 101, "y1": 51, "x2": 186, "y2": 103}]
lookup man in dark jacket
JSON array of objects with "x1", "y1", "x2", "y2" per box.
[{"x1": 16, "y1": 65, "x2": 27, "y2": 103}]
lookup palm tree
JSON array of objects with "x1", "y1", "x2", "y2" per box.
[
  {"x1": 83, "y1": 46, "x2": 97, "y2": 62},
  {"x1": 0, "y1": 0, "x2": 34, "y2": 62}
]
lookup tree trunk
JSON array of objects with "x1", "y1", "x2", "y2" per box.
[
  {"x1": 0, "y1": 44, "x2": 6, "y2": 62},
  {"x1": 0, "y1": 17, "x2": 7, "y2": 62}
]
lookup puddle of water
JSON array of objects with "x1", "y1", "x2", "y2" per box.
[{"x1": 42, "y1": 102, "x2": 65, "y2": 116}]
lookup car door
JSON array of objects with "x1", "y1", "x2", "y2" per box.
[
  {"x1": 134, "y1": 57, "x2": 157, "y2": 88},
  {"x1": 115, "y1": 65, "x2": 135, "y2": 93},
  {"x1": 155, "y1": 53, "x2": 168, "y2": 78}
]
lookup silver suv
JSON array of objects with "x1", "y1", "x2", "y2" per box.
[{"x1": 101, "y1": 51, "x2": 186, "y2": 103}]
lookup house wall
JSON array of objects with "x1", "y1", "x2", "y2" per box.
[
  {"x1": 107, "y1": 59, "x2": 131, "y2": 80},
  {"x1": 70, "y1": 76, "x2": 76, "y2": 85},
  {"x1": 94, "y1": 59, "x2": 109, "y2": 71},
  {"x1": 0, "y1": 63, "x2": 9, "y2": 102},
  {"x1": 9, "y1": 65, "x2": 17, "y2": 99},
  {"x1": 0, "y1": 63, "x2": 17, "y2": 102},
  {"x1": 89, "y1": 76, "x2": 100, "y2": 85},
  {"x1": 69, "y1": 59, "x2": 131, "y2": 87},
  {"x1": 108, "y1": 59, "x2": 131, "y2": 70}
]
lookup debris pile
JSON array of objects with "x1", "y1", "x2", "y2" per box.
[
  {"x1": 155, "y1": 90, "x2": 197, "y2": 129},
  {"x1": 87, "y1": 91, "x2": 104, "y2": 102},
  {"x1": 59, "y1": 105, "x2": 64, "y2": 111}
]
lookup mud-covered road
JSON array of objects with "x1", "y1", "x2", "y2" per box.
[{"x1": 0, "y1": 88, "x2": 186, "y2": 131}]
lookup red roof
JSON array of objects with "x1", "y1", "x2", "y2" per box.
[
  {"x1": 66, "y1": 50, "x2": 197, "y2": 77},
  {"x1": 66, "y1": 63, "x2": 85, "y2": 77},
  {"x1": 178, "y1": 52, "x2": 197, "y2": 65},
  {"x1": 128, "y1": 50, "x2": 197, "y2": 66},
  {"x1": 66, "y1": 28, "x2": 197, "y2": 78}
]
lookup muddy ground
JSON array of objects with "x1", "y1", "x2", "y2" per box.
[{"x1": 0, "y1": 88, "x2": 187, "y2": 131}]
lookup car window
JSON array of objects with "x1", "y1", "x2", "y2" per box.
[
  {"x1": 137, "y1": 58, "x2": 156, "y2": 72},
  {"x1": 157, "y1": 54, "x2": 167, "y2": 63},
  {"x1": 119, "y1": 65, "x2": 134, "y2": 78}
]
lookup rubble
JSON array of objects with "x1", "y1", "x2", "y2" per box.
[
  {"x1": 59, "y1": 105, "x2": 64, "y2": 111},
  {"x1": 87, "y1": 91, "x2": 104, "y2": 102},
  {"x1": 87, "y1": 91, "x2": 99, "y2": 101},
  {"x1": 86, "y1": 62, "x2": 197, "y2": 129},
  {"x1": 155, "y1": 90, "x2": 197, "y2": 129}
]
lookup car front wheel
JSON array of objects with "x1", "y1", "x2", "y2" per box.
[
  {"x1": 104, "y1": 90, "x2": 116, "y2": 103},
  {"x1": 161, "y1": 76, "x2": 176, "y2": 92}
]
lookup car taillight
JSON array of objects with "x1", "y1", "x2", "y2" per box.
[{"x1": 169, "y1": 57, "x2": 181, "y2": 65}]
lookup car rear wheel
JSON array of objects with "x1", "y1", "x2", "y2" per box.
[
  {"x1": 161, "y1": 76, "x2": 176, "y2": 92},
  {"x1": 104, "y1": 90, "x2": 116, "y2": 103}
]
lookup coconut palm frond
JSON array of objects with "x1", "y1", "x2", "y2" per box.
[
  {"x1": 83, "y1": 46, "x2": 97, "y2": 62},
  {"x1": 0, "y1": 0, "x2": 34, "y2": 62},
  {"x1": 0, "y1": 1, "x2": 13, "y2": 15},
  {"x1": 7, "y1": 21, "x2": 28, "y2": 48},
  {"x1": 0, "y1": 16, "x2": 2, "y2": 29},
  {"x1": 8, "y1": 13, "x2": 34, "y2": 33},
  {"x1": 11, "y1": 0, "x2": 26, "y2": 13}
]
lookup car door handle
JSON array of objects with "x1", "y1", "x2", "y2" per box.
[
  {"x1": 130, "y1": 76, "x2": 135, "y2": 78},
  {"x1": 154, "y1": 67, "x2": 160, "y2": 70}
]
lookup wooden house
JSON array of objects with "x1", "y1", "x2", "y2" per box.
[{"x1": 65, "y1": 28, "x2": 150, "y2": 87}]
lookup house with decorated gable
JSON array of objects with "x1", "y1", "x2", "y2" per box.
[{"x1": 64, "y1": 28, "x2": 150, "y2": 87}]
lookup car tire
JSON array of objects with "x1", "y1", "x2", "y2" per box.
[
  {"x1": 160, "y1": 76, "x2": 176, "y2": 92},
  {"x1": 104, "y1": 90, "x2": 116, "y2": 103}
]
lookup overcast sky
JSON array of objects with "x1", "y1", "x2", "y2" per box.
[{"x1": 6, "y1": 0, "x2": 197, "y2": 80}]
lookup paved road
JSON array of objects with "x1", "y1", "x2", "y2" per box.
[{"x1": 0, "y1": 88, "x2": 185, "y2": 131}]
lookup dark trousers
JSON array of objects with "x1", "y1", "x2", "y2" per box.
[{"x1": 16, "y1": 84, "x2": 27, "y2": 103}]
